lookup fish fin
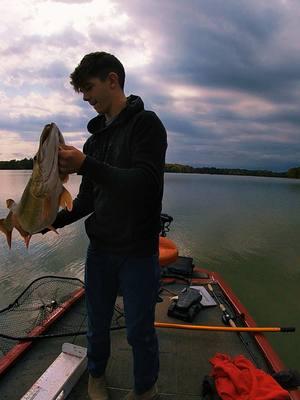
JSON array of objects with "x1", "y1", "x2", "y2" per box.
[
  {"x1": 47, "y1": 225, "x2": 59, "y2": 234},
  {"x1": 59, "y1": 187, "x2": 73, "y2": 211},
  {"x1": 24, "y1": 235, "x2": 32, "y2": 249},
  {"x1": 11, "y1": 214, "x2": 32, "y2": 247},
  {"x1": 0, "y1": 218, "x2": 13, "y2": 249}
]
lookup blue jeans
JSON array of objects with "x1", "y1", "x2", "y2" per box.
[{"x1": 85, "y1": 244, "x2": 160, "y2": 394}]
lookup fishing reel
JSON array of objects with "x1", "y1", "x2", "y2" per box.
[{"x1": 222, "y1": 310, "x2": 236, "y2": 326}]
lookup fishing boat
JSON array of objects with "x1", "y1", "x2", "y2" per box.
[{"x1": 0, "y1": 214, "x2": 299, "y2": 400}]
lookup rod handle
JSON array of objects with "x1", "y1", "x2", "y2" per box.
[{"x1": 280, "y1": 327, "x2": 296, "y2": 332}]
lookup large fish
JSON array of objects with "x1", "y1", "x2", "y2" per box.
[{"x1": 0, "y1": 123, "x2": 73, "y2": 248}]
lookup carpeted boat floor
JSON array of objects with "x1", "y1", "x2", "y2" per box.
[{"x1": 0, "y1": 278, "x2": 272, "y2": 400}]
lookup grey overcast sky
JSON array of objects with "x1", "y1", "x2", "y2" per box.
[{"x1": 0, "y1": 0, "x2": 300, "y2": 171}]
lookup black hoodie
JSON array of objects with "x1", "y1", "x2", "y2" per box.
[{"x1": 53, "y1": 95, "x2": 168, "y2": 256}]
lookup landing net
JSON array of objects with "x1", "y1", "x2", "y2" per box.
[{"x1": 0, "y1": 275, "x2": 125, "y2": 374}]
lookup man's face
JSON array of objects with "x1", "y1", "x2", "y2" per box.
[{"x1": 80, "y1": 77, "x2": 112, "y2": 114}]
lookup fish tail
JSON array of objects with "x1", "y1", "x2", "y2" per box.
[
  {"x1": 59, "y1": 186, "x2": 73, "y2": 211},
  {"x1": 13, "y1": 223, "x2": 32, "y2": 249},
  {"x1": 0, "y1": 218, "x2": 13, "y2": 249}
]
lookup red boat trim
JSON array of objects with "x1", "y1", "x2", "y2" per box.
[{"x1": 0, "y1": 286, "x2": 85, "y2": 376}]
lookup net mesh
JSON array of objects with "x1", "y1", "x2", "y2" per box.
[{"x1": 0, "y1": 276, "x2": 85, "y2": 357}]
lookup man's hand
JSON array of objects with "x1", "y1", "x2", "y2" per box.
[{"x1": 58, "y1": 144, "x2": 86, "y2": 174}]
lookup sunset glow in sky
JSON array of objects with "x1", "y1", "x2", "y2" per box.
[{"x1": 1, "y1": 0, "x2": 300, "y2": 171}]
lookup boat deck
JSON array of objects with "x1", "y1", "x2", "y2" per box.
[{"x1": 0, "y1": 257, "x2": 279, "y2": 399}]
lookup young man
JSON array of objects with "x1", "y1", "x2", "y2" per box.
[{"x1": 51, "y1": 52, "x2": 167, "y2": 400}]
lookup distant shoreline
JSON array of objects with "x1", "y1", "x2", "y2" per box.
[
  {"x1": 164, "y1": 164, "x2": 300, "y2": 179},
  {"x1": 0, "y1": 159, "x2": 299, "y2": 179},
  {"x1": 165, "y1": 164, "x2": 287, "y2": 178}
]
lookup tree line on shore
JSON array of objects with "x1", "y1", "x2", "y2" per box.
[
  {"x1": 0, "y1": 158, "x2": 300, "y2": 179},
  {"x1": 165, "y1": 163, "x2": 300, "y2": 179},
  {"x1": 0, "y1": 158, "x2": 33, "y2": 169}
]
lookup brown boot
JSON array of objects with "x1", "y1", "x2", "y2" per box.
[
  {"x1": 88, "y1": 375, "x2": 109, "y2": 400},
  {"x1": 123, "y1": 384, "x2": 159, "y2": 400}
]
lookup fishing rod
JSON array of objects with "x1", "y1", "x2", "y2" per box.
[
  {"x1": 0, "y1": 321, "x2": 294, "y2": 341},
  {"x1": 206, "y1": 283, "x2": 295, "y2": 333},
  {"x1": 154, "y1": 322, "x2": 295, "y2": 333},
  {"x1": 207, "y1": 283, "x2": 261, "y2": 366},
  {"x1": 0, "y1": 318, "x2": 294, "y2": 342},
  {"x1": 207, "y1": 283, "x2": 246, "y2": 329}
]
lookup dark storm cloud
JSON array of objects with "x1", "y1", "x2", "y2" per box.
[
  {"x1": 1, "y1": 0, "x2": 300, "y2": 170},
  {"x1": 117, "y1": 0, "x2": 300, "y2": 170},
  {"x1": 2, "y1": 27, "x2": 85, "y2": 57},
  {"x1": 257, "y1": 109, "x2": 300, "y2": 127},
  {"x1": 122, "y1": 0, "x2": 300, "y2": 99},
  {"x1": 0, "y1": 112, "x2": 89, "y2": 140},
  {"x1": 238, "y1": 140, "x2": 300, "y2": 155},
  {"x1": 8, "y1": 61, "x2": 70, "y2": 83},
  {"x1": 89, "y1": 31, "x2": 131, "y2": 52}
]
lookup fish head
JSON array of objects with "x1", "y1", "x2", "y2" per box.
[{"x1": 37, "y1": 122, "x2": 65, "y2": 168}]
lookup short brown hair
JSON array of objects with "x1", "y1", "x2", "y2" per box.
[{"x1": 70, "y1": 52, "x2": 125, "y2": 91}]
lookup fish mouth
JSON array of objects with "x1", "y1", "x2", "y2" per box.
[
  {"x1": 40, "y1": 124, "x2": 52, "y2": 145},
  {"x1": 36, "y1": 124, "x2": 53, "y2": 166},
  {"x1": 36, "y1": 123, "x2": 59, "y2": 177}
]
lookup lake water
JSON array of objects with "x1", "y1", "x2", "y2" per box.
[{"x1": 0, "y1": 170, "x2": 299, "y2": 369}]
